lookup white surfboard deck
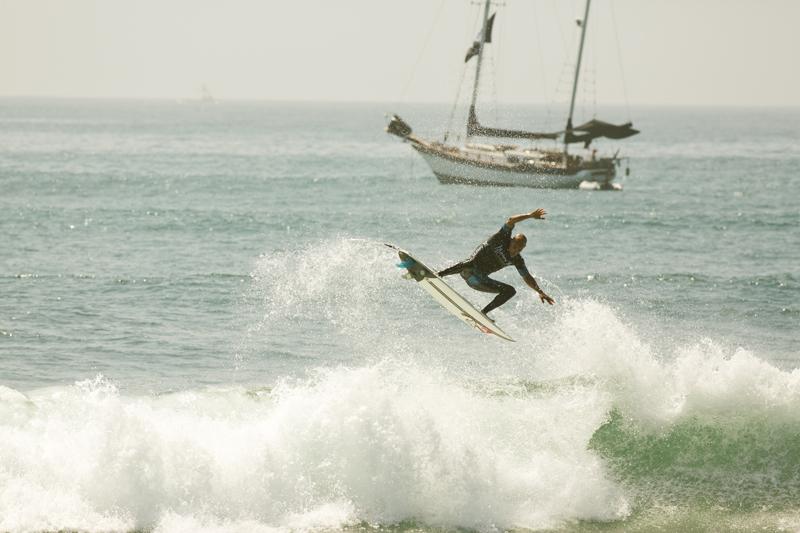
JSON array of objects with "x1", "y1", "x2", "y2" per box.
[{"x1": 386, "y1": 243, "x2": 514, "y2": 342}]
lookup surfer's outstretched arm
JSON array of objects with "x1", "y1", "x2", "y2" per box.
[
  {"x1": 506, "y1": 208, "x2": 547, "y2": 228},
  {"x1": 522, "y1": 272, "x2": 555, "y2": 305}
]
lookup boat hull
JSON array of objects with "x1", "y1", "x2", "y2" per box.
[{"x1": 411, "y1": 143, "x2": 614, "y2": 189}]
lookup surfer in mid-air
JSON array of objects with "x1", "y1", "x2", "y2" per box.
[{"x1": 437, "y1": 208, "x2": 555, "y2": 316}]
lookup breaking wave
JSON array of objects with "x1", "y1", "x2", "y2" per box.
[{"x1": 3, "y1": 238, "x2": 799, "y2": 532}]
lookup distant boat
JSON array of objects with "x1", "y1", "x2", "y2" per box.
[
  {"x1": 177, "y1": 84, "x2": 216, "y2": 105},
  {"x1": 387, "y1": 0, "x2": 638, "y2": 189},
  {"x1": 200, "y1": 84, "x2": 215, "y2": 104}
]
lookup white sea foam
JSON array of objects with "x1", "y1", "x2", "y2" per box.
[
  {"x1": 0, "y1": 363, "x2": 628, "y2": 532},
  {"x1": 524, "y1": 299, "x2": 800, "y2": 427}
]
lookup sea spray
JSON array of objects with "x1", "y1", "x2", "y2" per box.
[{"x1": 242, "y1": 238, "x2": 800, "y2": 521}]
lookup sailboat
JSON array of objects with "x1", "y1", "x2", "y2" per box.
[{"x1": 386, "y1": 0, "x2": 639, "y2": 189}]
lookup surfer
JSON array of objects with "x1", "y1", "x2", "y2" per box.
[{"x1": 437, "y1": 208, "x2": 555, "y2": 316}]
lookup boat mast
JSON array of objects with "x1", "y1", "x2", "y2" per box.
[
  {"x1": 467, "y1": 0, "x2": 492, "y2": 137},
  {"x1": 565, "y1": 0, "x2": 591, "y2": 159}
]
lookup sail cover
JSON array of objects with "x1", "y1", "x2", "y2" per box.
[
  {"x1": 468, "y1": 107, "x2": 639, "y2": 145},
  {"x1": 464, "y1": 13, "x2": 496, "y2": 62},
  {"x1": 467, "y1": 105, "x2": 559, "y2": 140},
  {"x1": 565, "y1": 119, "x2": 639, "y2": 146}
]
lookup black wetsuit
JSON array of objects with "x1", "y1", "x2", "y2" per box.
[{"x1": 438, "y1": 223, "x2": 531, "y2": 315}]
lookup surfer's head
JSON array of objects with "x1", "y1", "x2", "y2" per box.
[{"x1": 509, "y1": 234, "x2": 527, "y2": 256}]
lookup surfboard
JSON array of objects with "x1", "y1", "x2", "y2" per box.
[{"x1": 386, "y1": 243, "x2": 515, "y2": 342}]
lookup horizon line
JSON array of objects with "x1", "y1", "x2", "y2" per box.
[{"x1": 0, "y1": 95, "x2": 798, "y2": 109}]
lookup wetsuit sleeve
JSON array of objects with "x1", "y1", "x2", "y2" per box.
[
  {"x1": 486, "y1": 224, "x2": 513, "y2": 247},
  {"x1": 513, "y1": 256, "x2": 530, "y2": 278}
]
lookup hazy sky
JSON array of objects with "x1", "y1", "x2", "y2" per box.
[{"x1": 2, "y1": 0, "x2": 799, "y2": 106}]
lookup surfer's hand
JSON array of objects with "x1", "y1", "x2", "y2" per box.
[
  {"x1": 539, "y1": 291, "x2": 555, "y2": 305},
  {"x1": 530, "y1": 208, "x2": 546, "y2": 220}
]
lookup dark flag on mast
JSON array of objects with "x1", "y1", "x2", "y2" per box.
[{"x1": 464, "y1": 13, "x2": 496, "y2": 62}]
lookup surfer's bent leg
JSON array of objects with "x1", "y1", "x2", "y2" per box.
[
  {"x1": 460, "y1": 269, "x2": 516, "y2": 315},
  {"x1": 437, "y1": 260, "x2": 470, "y2": 277}
]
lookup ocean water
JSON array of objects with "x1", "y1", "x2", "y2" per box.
[{"x1": 1, "y1": 98, "x2": 799, "y2": 532}]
